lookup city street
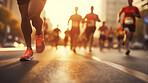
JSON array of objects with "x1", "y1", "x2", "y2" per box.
[{"x1": 0, "y1": 46, "x2": 148, "y2": 83}]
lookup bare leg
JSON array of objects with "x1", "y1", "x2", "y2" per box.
[
  {"x1": 73, "y1": 34, "x2": 78, "y2": 51},
  {"x1": 18, "y1": 4, "x2": 32, "y2": 49},
  {"x1": 89, "y1": 33, "x2": 93, "y2": 52},
  {"x1": 28, "y1": 0, "x2": 46, "y2": 35},
  {"x1": 124, "y1": 28, "x2": 130, "y2": 50}
]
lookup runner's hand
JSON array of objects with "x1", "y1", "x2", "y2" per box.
[
  {"x1": 133, "y1": 13, "x2": 138, "y2": 17},
  {"x1": 117, "y1": 18, "x2": 121, "y2": 23}
]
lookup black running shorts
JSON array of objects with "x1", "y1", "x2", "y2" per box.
[
  {"x1": 85, "y1": 27, "x2": 96, "y2": 39},
  {"x1": 17, "y1": 0, "x2": 30, "y2": 5},
  {"x1": 117, "y1": 36, "x2": 124, "y2": 41},
  {"x1": 99, "y1": 35, "x2": 106, "y2": 41},
  {"x1": 108, "y1": 37, "x2": 113, "y2": 42},
  {"x1": 122, "y1": 24, "x2": 135, "y2": 32}
]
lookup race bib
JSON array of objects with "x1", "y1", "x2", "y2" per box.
[
  {"x1": 88, "y1": 20, "x2": 95, "y2": 27},
  {"x1": 72, "y1": 21, "x2": 79, "y2": 27},
  {"x1": 109, "y1": 34, "x2": 113, "y2": 37},
  {"x1": 125, "y1": 17, "x2": 134, "y2": 24},
  {"x1": 119, "y1": 31, "x2": 123, "y2": 35},
  {"x1": 101, "y1": 31, "x2": 105, "y2": 35}
]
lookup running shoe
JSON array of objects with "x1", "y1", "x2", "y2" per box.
[
  {"x1": 35, "y1": 30, "x2": 45, "y2": 53},
  {"x1": 126, "y1": 49, "x2": 130, "y2": 55},
  {"x1": 20, "y1": 47, "x2": 34, "y2": 61}
]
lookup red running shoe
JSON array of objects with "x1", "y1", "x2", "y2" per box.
[
  {"x1": 35, "y1": 30, "x2": 45, "y2": 53},
  {"x1": 20, "y1": 47, "x2": 34, "y2": 61}
]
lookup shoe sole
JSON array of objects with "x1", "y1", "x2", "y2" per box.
[{"x1": 19, "y1": 56, "x2": 34, "y2": 61}]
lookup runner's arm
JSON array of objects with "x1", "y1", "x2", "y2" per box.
[
  {"x1": 96, "y1": 15, "x2": 101, "y2": 22},
  {"x1": 117, "y1": 8, "x2": 124, "y2": 22},
  {"x1": 82, "y1": 15, "x2": 87, "y2": 23},
  {"x1": 133, "y1": 7, "x2": 141, "y2": 18}
]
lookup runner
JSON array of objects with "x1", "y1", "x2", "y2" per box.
[
  {"x1": 83, "y1": 6, "x2": 101, "y2": 52},
  {"x1": 107, "y1": 27, "x2": 114, "y2": 49},
  {"x1": 64, "y1": 28, "x2": 69, "y2": 47},
  {"x1": 53, "y1": 25, "x2": 61, "y2": 50},
  {"x1": 118, "y1": 0, "x2": 141, "y2": 55},
  {"x1": 116, "y1": 26, "x2": 124, "y2": 52},
  {"x1": 98, "y1": 22, "x2": 108, "y2": 51},
  {"x1": 17, "y1": 0, "x2": 46, "y2": 61},
  {"x1": 68, "y1": 7, "x2": 83, "y2": 53}
]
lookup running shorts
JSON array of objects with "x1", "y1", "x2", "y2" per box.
[
  {"x1": 108, "y1": 37, "x2": 113, "y2": 42},
  {"x1": 17, "y1": 0, "x2": 30, "y2": 5},
  {"x1": 54, "y1": 36, "x2": 59, "y2": 42},
  {"x1": 122, "y1": 24, "x2": 135, "y2": 32},
  {"x1": 99, "y1": 35, "x2": 106, "y2": 41},
  {"x1": 117, "y1": 36, "x2": 124, "y2": 41},
  {"x1": 70, "y1": 27, "x2": 80, "y2": 37},
  {"x1": 85, "y1": 27, "x2": 96, "y2": 39}
]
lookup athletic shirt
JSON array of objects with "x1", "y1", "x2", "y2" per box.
[
  {"x1": 64, "y1": 30, "x2": 69, "y2": 37},
  {"x1": 69, "y1": 14, "x2": 82, "y2": 28},
  {"x1": 116, "y1": 27, "x2": 124, "y2": 36},
  {"x1": 108, "y1": 30, "x2": 114, "y2": 38},
  {"x1": 85, "y1": 13, "x2": 99, "y2": 27},
  {"x1": 120, "y1": 6, "x2": 140, "y2": 25},
  {"x1": 53, "y1": 28, "x2": 61, "y2": 36},
  {"x1": 99, "y1": 26, "x2": 108, "y2": 36}
]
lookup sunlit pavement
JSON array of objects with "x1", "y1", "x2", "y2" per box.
[{"x1": 0, "y1": 46, "x2": 148, "y2": 83}]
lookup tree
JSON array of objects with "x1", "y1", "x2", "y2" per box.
[{"x1": 0, "y1": 6, "x2": 22, "y2": 43}]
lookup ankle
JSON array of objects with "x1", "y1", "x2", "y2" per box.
[
  {"x1": 27, "y1": 47, "x2": 32, "y2": 50},
  {"x1": 36, "y1": 31, "x2": 42, "y2": 35}
]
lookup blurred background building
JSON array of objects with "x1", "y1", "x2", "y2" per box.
[
  {"x1": 133, "y1": 0, "x2": 148, "y2": 11},
  {"x1": 133, "y1": 0, "x2": 148, "y2": 42},
  {"x1": 0, "y1": 0, "x2": 21, "y2": 20},
  {"x1": 101, "y1": 0, "x2": 126, "y2": 28}
]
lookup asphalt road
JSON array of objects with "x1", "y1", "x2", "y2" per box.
[{"x1": 0, "y1": 46, "x2": 148, "y2": 83}]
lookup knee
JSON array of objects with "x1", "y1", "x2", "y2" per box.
[{"x1": 28, "y1": 10, "x2": 40, "y2": 20}]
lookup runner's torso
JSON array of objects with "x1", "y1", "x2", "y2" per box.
[
  {"x1": 53, "y1": 28, "x2": 60, "y2": 36},
  {"x1": 70, "y1": 14, "x2": 82, "y2": 28},
  {"x1": 108, "y1": 30, "x2": 114, "y2": 38},
  {"x1": 85, "y1": 13, "x2": 98, "y2": 27},
  {"x1": 121, "y1": 6, "x2": 140, "y2": 25},
  {"x1": 99, "y1": 26, "x2": 108, "y2": 36}
]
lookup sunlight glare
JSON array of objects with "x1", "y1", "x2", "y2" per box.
[{"x1": 44, "y1": 0, "x2": 102, "y2": 38}]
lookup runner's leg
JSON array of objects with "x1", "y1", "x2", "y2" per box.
[
  {"x1": 28, "y1": 0, "x2": 46, "y2": 35},
  {"x1": 124, "y1": 28, "x2": 130, "y2": 49},
  {"x1": 89, "y1": 33, "x2": 93, "y2": 52},
  {"x1": 18, "y1": 4, "x2": 32, "y2": 49}
]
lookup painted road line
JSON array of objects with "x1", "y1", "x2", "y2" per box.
[{"x1": 92, "y1": 56, "x2": 148, "y2": 83}]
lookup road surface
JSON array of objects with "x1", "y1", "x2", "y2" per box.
[{"x1": 0, "y1": 46, "x2": 148, "y2": 83}]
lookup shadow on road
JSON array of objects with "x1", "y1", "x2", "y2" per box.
[
  {"x1": 0, "y1": 51, "x2": 24, "y2": 60},
  {"x1": 0, "y1": 60, "x2": 39, "y2": 83}
]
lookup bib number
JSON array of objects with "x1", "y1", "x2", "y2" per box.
[
  {"x1": 119, "y1": 31, "x2": 123, "y2": 35},
  {"x1": 88, "y1": 20, "x2": 95, "y2": 27},
  {"x1": 125, "y1": 17, "x2": 134, "y2": 24},
  {"x1": 101, "y1": 31, "x2": 105, "y2": 35},
  {"x1": 72, "y1": 21, "x2": 79, "y2": 27},
  {"x1": 109, "y1": 34, "x2": 113, "y2": 37}
]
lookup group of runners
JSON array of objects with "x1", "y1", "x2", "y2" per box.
[{"x1": 17, "y1": 0, "x2": 141, "y2": 61}]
